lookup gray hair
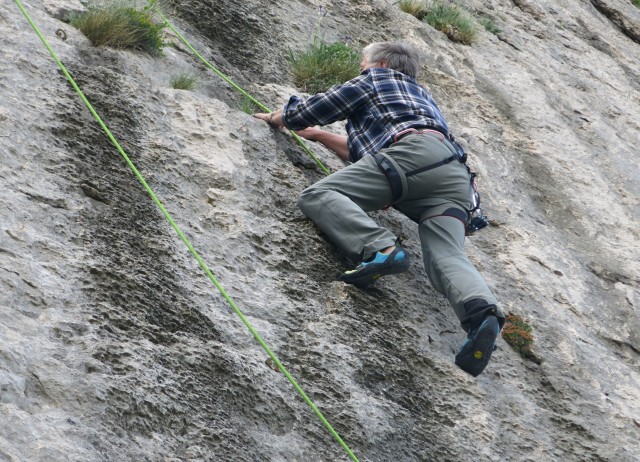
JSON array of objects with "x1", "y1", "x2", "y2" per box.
[{"x1": 363, "y1": 42, "x2": 421, "y2": 78}]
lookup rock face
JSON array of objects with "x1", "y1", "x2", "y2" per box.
[{"x1": 1, "y1": 0, "x2": 639, "y2": 461}]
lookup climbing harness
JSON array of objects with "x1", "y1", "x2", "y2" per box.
[
  {"x1": 14, "y1": 1, "x2": 357, "y2": 460},
  {"x1": 376, "y1": 127, "x2": 489, "y2": 235},
  {"x1": 373, "y1": 154, "x2": 404, "y2": 203}
]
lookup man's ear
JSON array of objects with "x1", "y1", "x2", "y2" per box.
[{"x1": 379, "y1": 60, "x2": 388, "y2": 68}]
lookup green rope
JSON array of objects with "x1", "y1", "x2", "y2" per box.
[
  {"x1": 155, "y1": 7, "x2": 332, "y2": 176},
  {"x1": 14, "y1": 2, "x2": 357, "y2": 461}
]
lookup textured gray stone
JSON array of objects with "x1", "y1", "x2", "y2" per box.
[{"x1": 1, "y1": 0, "x2": 639, "y2": 461}]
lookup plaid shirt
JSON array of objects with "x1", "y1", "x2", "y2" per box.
[{"x1": 282, "y1": 67, "x2": 451, "y2": 162}]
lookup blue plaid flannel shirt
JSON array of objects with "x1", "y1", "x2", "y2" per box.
[{"x1": 282, "y1": 67, "x2": 451, "y2": 162}]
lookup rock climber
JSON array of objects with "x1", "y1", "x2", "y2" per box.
[{"x1": 254, "y1": 41, "x2": 505, "y2": 377}]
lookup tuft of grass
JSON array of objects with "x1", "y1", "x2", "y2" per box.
[
  {"x1": 502, "y1": 314, "x2": 535, "y2": 360},
  {"x1": 398, "y1": 0, "x2": 429, "y2": 19},
  {"x1": 170, "y1": 73, "x2": 198, "y2": 90},
  {"x1": 633, "y1": 0, "x2": 640, "y2": 7},
  {"x1": 68, "y1": 3, "x2": 165, "y2": 56},
  {"x1": 288, "y1": 38, "x2": 361, "y2": 94},
  {"x1": 237, "y1": 95, "x2": 262, "y2": 115},
  {"x1": 424, "y1": 2, "x2": 478, "y2": 45},
  {"x1": 479, "y1": 17, "x2": 501, "y2": 35}
]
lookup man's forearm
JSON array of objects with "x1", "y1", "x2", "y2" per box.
[
  {"x1": 309, "y1": 131, "x2": 350, "y2": 162},
  {"x1": 254, "y1": 111, "x2": 351, "y2": 162}
]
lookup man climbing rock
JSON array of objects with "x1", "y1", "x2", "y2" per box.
[{"x1": 255, "y1": 41, "x2": 505, "y2": 377}]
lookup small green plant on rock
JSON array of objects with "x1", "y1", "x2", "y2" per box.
[
  {"x1": 237, "y1": 95, "x2": 262, "y2": 115},
  {"x1": 288, "y1": 6, "x2": 360, "y2": 94},
  {"x1": 424, "y1": 2, "x2": 478, "y2": 45},
  {"x1": 502, "y1": 314, "x2": 535, "y2": 360},
  {"x1": 68, "y1": 3, "x2": 165, "y2": 56},
  {"x1": 479, "y1": 16, "x2": 501, "y2": 35},
  {"x1": 170, "y1": 73, "x2": 198, "y2": 90},
  {"x1": 398, "y1": 0, "x2": 429, "y2": 19},
  {"x1": 633, "y1": 0, "x2": 640, "y2": 8},
  {"x1": 289, "y1": 39, "x2": 361, "y2": 94}
]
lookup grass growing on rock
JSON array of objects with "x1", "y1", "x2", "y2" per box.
[
  {"x1": 424, "y1": 2, "x2": 478, "y2": 45},
  {"x1": 398, "y1": 0, "x2": 429, "y2": 19},
  {"x1": 479, "y1": 16, "x2": 501, "y2": 35},
  {"x1": 288, "y1": 38, "x2": 361, "y2": 94},
  {"x1": 170, "y1": 73, "x2": 198, "y2": 90},
  {"x1": 237, "y1": 95, "x2": 262, "y2": 115},
  {"x1": 502, "y1": 314, "x2": 536, "y2": 360},
  {"x1": 68, "y1": 3, "x2": 165, "y2": 56}
]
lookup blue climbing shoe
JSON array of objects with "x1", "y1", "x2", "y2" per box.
[
  {"x1": 338, "y1": 246, "x2": 410, "y2": 289},
  {"x1": 455, "y1": 315, "x2": 500, "y2": 377}
]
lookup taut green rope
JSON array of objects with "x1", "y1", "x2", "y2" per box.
[
  {"x1": 155, "y1": 7, "x2": 332, "y2": 176},
  {"x1": 14, "y1": 1, "x2": 357, "y2": 460}
]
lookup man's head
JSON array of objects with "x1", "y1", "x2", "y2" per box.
[{"x1": 360, "y1": 42, "x2": 421, "y2": 78}]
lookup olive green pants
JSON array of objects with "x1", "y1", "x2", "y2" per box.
[{"x1": 298, "y1": 133, "x2": 503, "y2": 327}]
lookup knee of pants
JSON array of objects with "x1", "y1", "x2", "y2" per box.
[{"x1": 297, "y1": 185, "x2": 323, "y2": 216}]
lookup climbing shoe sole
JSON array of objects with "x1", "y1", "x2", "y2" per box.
[{"x1": 455, "y1": 315, "x2": 500, "y2": 377}]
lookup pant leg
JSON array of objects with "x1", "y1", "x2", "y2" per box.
[
  {"x1": 386, "y1": 134, "x2": 505, "y2": 329},
  {"x1": 297, "y1": 154, "x2": 397, "y2": 260},
  {"x1": 418, "y1": 214, "x2": 503, "y2": 329}
]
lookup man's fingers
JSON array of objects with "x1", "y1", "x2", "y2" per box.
[{"x1": 253, "y1": 112, "x2": 281, "y2": 129}]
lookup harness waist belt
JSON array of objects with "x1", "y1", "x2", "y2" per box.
[
  {"x1": 393, "y1": 127, "x2": 449, "y2": 143},
  {"x1": 393, "y1": 127, "x2": 468, "y2": 164}
]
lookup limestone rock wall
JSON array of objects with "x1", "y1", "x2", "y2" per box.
[{"x1": 1, "y1": 0, "x2": 639, "y2": 461}]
